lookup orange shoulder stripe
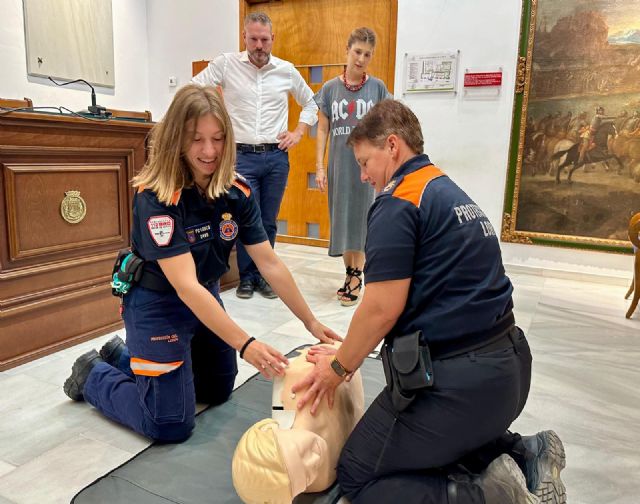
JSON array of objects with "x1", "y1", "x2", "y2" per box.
[
  {"x1": 135, "y1": 185, "x2": 181, "y2": 206},
  {"x1": 393, "y1": 165, "x2": 445, "y2": 207},
  {"x1": 233, "y1": 180, "x2": 251, "y2": 197}
]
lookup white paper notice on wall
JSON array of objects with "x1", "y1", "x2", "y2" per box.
[
  {"x1": 463, "y1": 67, "x2": 503, "y2": 99},
  {"x1": 23, "y1": 0, "x2": 115, "y2": 88},
  {"x1": 403, "y1": 51, "x2": 459, "y2": 94}
]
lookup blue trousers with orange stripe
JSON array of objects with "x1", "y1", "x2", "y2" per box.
[{"x1": 83, "y1": 284, "x2": 237, "y2": 442}]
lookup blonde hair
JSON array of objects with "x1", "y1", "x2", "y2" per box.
[{"x1": 132, "y1": 84, "x2": 236, "y2": 204}]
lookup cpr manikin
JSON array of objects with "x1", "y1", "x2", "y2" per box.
[{"x1": 232, "y1": 345, "x2": 365, "y2": 504}]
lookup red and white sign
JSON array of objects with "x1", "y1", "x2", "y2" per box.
[
  {"x1": 147, "y1": 215, "x2": 174, "y2": 246},
  {"x1": 464, "y1": 71, "x2": 503, "y2": 87}
]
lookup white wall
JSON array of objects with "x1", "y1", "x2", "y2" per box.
[
  {"x1": 0, "y1": 0, "x2": 149, "y2": 113},
  {"x1": 2, "y1": 0, "x2": 630, "y2": 279},
  {"x1": 395, "y1": 0, "x2": 632, "y2": 279},
  {"x1": 146, "y1": 0, "x2": 238, "y2": 121}
]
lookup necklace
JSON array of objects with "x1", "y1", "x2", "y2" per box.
[{"x1": 342, "y1": 71, "x2": 367, "y2": 92}]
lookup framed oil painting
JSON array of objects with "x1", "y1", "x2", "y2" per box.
[{"x1": 502, "y1": 0, "x2": 640, "y2": 253}]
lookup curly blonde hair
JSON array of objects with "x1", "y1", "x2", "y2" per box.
[{"x1": 132, "y1": 84, "x2": 236, "y2": 204}]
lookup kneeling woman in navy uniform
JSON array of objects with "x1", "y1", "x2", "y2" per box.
[
  {"x1": 293, "y1": 100, "x2": 566, "y2": 504},
  {"x1": 64, "y1": 84, "x2": 340, "y2": 443}
]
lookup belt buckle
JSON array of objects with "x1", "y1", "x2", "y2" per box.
[{"x1": 254, "y1": 144, "x2": 266, "y2": 153}]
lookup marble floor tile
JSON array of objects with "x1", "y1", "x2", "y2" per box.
[
  {"x1": 0, "y1": 463, "x2": 15, "y2": 480},
  {"x1": 0, "y1": 436, "x2": 132, "y2": 504}
]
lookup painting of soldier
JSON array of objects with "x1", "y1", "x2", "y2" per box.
[{"x1": 504, "y1": 0, "x2": 640, "y2": 248}]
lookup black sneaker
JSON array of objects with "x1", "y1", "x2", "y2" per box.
[
  {"x1": 521, "y1": 430, "x2": 567, "y2": 503},
  {"x1": 255, "y1": 277, "x2": 277, "y2": 299},
  {"x1": 63, "y1": 349, "x2": 104, "y2": 401},
  {"x1": 99, "y1": 335, "x2": 126, "y2": 366},
  {"x1": 236, "y1": 280, "x2": 255, "y2": 299},
  {"x1": 474, "y1": 454, "x2": 540, "y2": 504}
]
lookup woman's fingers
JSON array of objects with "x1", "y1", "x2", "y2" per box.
[
  {"x1": 310, "y1": 388, "x2": 326, "y2": 416},
  {"x1": 245, "y1": 341, "x2": 289, "y2": 378}
]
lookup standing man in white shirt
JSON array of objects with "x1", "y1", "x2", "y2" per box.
[{"x1": 192, "y1": 12, "x2": 318, "y2": 300}]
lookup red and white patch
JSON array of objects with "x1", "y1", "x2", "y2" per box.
[{"x1": 147, "y1": 215, "x2": 174, "y2": 246}]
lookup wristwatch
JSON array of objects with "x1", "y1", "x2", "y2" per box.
[{"x1": 330, "y1": 356, "x2": 351, "y2": 378}]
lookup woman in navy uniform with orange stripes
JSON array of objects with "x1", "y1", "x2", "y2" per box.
[
  {"x1": 293, "y1": 100, "x2": 566, "y2": 504},
  {"x1": 63, "y1": 84, "x2": 340, "y2": 443}
]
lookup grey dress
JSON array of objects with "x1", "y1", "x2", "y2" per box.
[{"x1": 314, "y1": 76, "x2": 391, "y2": 257}]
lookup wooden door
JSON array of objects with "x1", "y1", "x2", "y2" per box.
[{"x1": 241, "y1": 0, "x2": 397, "y2": 247}]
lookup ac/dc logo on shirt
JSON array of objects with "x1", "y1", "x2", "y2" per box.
[{"x1": 219, "y1": 212, "x2": 238, "y2": 241}]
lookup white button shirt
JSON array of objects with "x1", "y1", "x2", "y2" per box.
[{"x1": 192, "y1": 51, "x2": 318, "y2": 145}]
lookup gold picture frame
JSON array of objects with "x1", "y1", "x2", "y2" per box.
[{"x1": 502, "y1": 0, "x2": 639, "y2": 253}]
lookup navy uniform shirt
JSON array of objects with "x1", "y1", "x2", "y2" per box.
[
  {"x1": 131, "y1": 176, "x2": 268, "y2": 287},
  {"x1": 364, "y1": 154, "x2": 513, "y2": 345}
]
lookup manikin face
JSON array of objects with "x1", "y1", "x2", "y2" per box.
[
  {"x1": 185, "y1": 114, "x2": 225, "y2": 187},
  {"x1": 346, "y1": 41, "x2": 374, "y2": 75},
  {"x1": 353, "y1": 138, "x2": 397, "y2": 191},
  {"x1": 243, "y1": 22, "x2": 274, "y2": 68}
]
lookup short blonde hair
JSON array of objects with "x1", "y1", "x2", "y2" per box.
[{"x1": 132, "y1": 84, "x2": 236, "y2": 204}]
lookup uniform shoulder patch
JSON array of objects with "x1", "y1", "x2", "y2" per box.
[
  {"x1": 392, "y1": 165, "x2": 446, "y2": 207},
  {"x1": 232, "y1": 175, "x2": 251, "y2": 198},
  {"x1": 147, "y1": 215, "x2": 174, "y2": 246}
]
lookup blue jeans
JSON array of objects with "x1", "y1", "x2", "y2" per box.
[{"x1": 235, "y1": 148, "x2": 289, "y2": 283}]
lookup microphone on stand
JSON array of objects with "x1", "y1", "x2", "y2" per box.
[{"x1": 47, "y1": 77, "x2": 112, "y2": 117}]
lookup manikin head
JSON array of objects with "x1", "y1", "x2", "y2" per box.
[{"x1": 232, "y1": 345, "x2": 365, "y2": 504}]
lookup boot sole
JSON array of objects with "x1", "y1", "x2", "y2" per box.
[
  {"x1": 63, "y1": 350, "x2": 99, "y2": 401},
  {"x1": 533, "y1": 430, "x2": 567, "y2": 504}
]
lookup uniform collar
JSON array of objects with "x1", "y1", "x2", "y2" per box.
[{"x1": 390, "y1": 153, "x2": 432, "y2": 180}]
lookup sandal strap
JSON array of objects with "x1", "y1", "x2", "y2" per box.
[
  {"x1": 343, "y1": 270, "x2": 363, "y2": 296},
  {"x1": 338, "y1": 266, "x2": 356, "y2": 295}
]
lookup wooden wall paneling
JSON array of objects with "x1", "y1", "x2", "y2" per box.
[
  {"x1": 241, "y1": 0, "x2": 397, "y2": 247},
  {"x1": 0, "y1": 111, "x2": 152, "y2": 370}
]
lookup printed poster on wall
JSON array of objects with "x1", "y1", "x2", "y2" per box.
[{"x1": 403, "y1": 52, "x2": 459, "y2": 93}]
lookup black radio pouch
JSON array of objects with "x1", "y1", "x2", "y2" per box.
[
  {"x1": 381, "y1": 331, "x2": 434, "y2": 412},
  {"x1": 111, "y1": 248, "x2": 145, "y2": 297}
]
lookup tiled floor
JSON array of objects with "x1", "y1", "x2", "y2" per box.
[{"x1": 0, "y1": 243, "x2": 638, "y2": 503}]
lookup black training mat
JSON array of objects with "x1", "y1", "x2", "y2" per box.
[{"x1": 72, "y1": 348, "x2": 386, "y2": 504}]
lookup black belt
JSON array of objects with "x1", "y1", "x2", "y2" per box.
[
  {"x1": 428, "y1": 310, "x2": 517, "y2": 361},
  {"x1": 236, "y1": 143, "x2": 280, "y2": 153},
  {"x1": 137, "y1": 272, "x2": 219, "y2": 293}
]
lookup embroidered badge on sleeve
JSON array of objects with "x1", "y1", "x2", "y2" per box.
[
  {"x1": 147, "y1": 215, "x2": 175, "y2": 246},
  {"x1": 219, "y1": 212, "x2": 239, "y2": 241}
]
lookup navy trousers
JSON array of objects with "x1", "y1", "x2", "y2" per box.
[
  {"x1": 83, "y1": 284, "x2": 237, "y2": 442},
  {"x1": 337, "y1": 328, "x2": 532, "y2": 504},
  {"x1": 235, "y1": 148, "x2": 289, "y2": 283}
]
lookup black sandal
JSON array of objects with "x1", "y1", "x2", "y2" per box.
[
  {"x1": 337, "y1": 266, "x2": 355, "y2": 299},
  {"x1": 340, "y1": 268, "x2": 362, "y2": 307}
]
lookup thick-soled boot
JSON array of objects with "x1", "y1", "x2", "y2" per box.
[
  {"x1": 519, "y1": 431, "x2": 566, "y2": 504},
  {"x1": 448, "y1": 455, "x2": 539, "y2": 504},
  {"x1": 63, "y1": 349, "x2": 104, "y2": 401},
  {"x1": 99, "y1": 335, "x2": 126, "y2": 367}
]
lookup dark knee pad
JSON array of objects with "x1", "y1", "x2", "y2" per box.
[
  {"x1": 447, "y1": 479, "x2": 485, "y2": 504},
  {"x1": 144, "y1": 418, "x2": 195, "y2": 443},
  {"x1": 194, "y1": 375, "x2": 235, "y2": 405},
  {"x1": 336, "y1": 450, "x2": 362, "y2": 499}
]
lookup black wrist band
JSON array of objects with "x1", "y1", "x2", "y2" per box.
[{"x1": 239, "y1": 337, "x2": 256, "y2": 359}]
